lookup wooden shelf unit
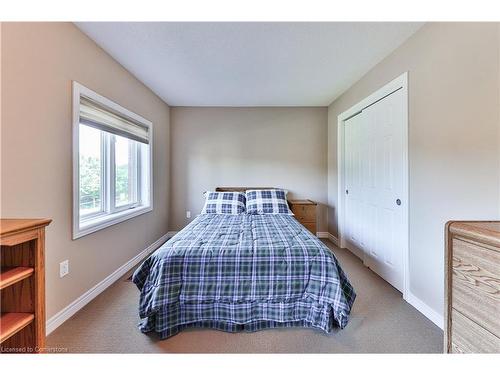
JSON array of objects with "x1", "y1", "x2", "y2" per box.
[
  {"x1": 0, "y1": 219, "x2": 51, "y2": 354},
  {"x1": 1, "y1": 313, "x2": 35, "y2": 343},
  {"x1": 1, "y1": 267, "x2": 35, "y2": 290}
]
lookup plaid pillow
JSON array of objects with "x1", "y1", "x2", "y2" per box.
[
  {"x1": 201, "y1": 191, "x2": 246, "y2": 215},
  {"x1": 245, "y1": 189, "x2": 293, "y2": 215}
]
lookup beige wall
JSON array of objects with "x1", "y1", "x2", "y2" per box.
[
  {"x1": 3, "y1": 21, "x2": 498, "y2": 329},
  {"x1": 1, "y1": 23, "x2": 170, "y2": 319},
  {"x1": 170, "y1": 107, "x2": 328, "y2": 231},
  {"x1": 328, "y1": 23, "x2": 500, "y2": 316}
]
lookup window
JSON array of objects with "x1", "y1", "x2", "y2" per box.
[{"x1": 73, "y1": 82, "x2": 153, "y2": 239}]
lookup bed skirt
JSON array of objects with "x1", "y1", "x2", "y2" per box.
[{"x1": 138, "y1": 299, "x2": 346, "y2": 339}]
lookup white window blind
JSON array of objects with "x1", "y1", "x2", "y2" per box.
[{"x1": 79, "y1": 96, "x2": 150, "y2": 144}]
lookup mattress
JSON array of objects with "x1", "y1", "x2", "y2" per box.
[{"x1": 133, "y1": 213, "x2": 356, "y2": 339}]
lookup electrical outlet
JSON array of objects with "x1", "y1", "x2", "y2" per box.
[
  {"x1": 186, "y1": 211, "x2": 191, "y2": 219},
  {"x1": 60, "y1": 260, "x2": 69, "y2": 278}
]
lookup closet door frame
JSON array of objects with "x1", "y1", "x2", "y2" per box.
[{"x1": 337, "y1": 72, "x2": 409, "y2": 299}]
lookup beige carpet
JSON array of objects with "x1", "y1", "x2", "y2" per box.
[{"x1": 46, "y1": 240, "x2": 443, "y2": 353}]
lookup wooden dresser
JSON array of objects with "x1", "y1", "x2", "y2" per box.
[
  {"x1": 0, "y1": 219, "x2": 51, "y2": 354},
  {"x1": 288, "y1": 200, "x2": 317, "y2": 235},
  {"x1": 445, "y1": 221, "x2": 500, "y2": 353}
]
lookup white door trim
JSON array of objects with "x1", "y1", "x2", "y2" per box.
[{"x1": 337, "y1": 72, "x2": 409, "y2": 299}]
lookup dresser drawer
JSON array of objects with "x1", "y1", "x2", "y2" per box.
[
  {"x1": 452, "y1": 238, "x2": 500, "y2": 336},
  {"x1": 451, "y1": 309, "x2": 500, "y2": 353},
  {"x1": 291, "y1": 205, "x2": 316, "y2": 222}
]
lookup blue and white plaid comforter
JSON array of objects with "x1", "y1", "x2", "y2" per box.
[{"x1": 133, "y1": 214, "x2": 356, "y2": 339}]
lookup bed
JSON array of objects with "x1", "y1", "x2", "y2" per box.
[{"x1": 132, "y1": 187, "x2": 356, "y2": 339}]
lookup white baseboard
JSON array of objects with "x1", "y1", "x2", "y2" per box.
[
  {"x1": 406, "y1": 292, "x2": 444, "y2": 330},
  {"x1": 168, "y1": 230, "x2": 179, "y2": 237},
  {"x1": 316, "y1": 232, "x2": 340, "y2": 248},
  {"x1": 46, "y1": 232, "x2": 172, "y2": 335},
  {"x1": 328, "y1": 233, "x2": 339, "y2": 247}
]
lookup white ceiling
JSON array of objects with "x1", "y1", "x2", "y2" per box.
[{"x1": 75, "y1": 22, "x2": 423, "y2": 107}]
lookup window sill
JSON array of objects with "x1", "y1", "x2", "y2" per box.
[{"x1": 73, "y1": 205, "x2": 152, "y2": 240}]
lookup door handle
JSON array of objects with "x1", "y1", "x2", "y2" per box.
[
  {"x1": 346, "y1": 189, "x2": 349, "y2": 195},
  {"x1": 396, "y1": 199, "x2": 401, "y2": 206}
]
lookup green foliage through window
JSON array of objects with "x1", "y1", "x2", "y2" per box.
[{"x1": 79, "y1": 155, "x2": 101, "y2": 211}]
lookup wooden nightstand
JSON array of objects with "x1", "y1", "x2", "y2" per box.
[{"x1": 288, "y1": 200, "x2": 317, "y2": 235}]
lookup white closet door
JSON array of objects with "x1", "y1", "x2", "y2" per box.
[
  {"x1": 344, "y1": 89, "x2": 405, "y2": 292},
  {"x1": 344, "y1": 112, "x2": 368, "y2": 258}
]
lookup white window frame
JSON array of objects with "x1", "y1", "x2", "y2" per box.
[
  {"x1": 109, "y1": 134, "x2": 140, "y2": 212},
  {"x1": 72, "y1": 82, "x2": 153, "y2": 239}
]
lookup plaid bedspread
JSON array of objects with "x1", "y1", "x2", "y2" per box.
[{"x1": 133, "y1": 214, "x2": 356, "y2": 339}]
